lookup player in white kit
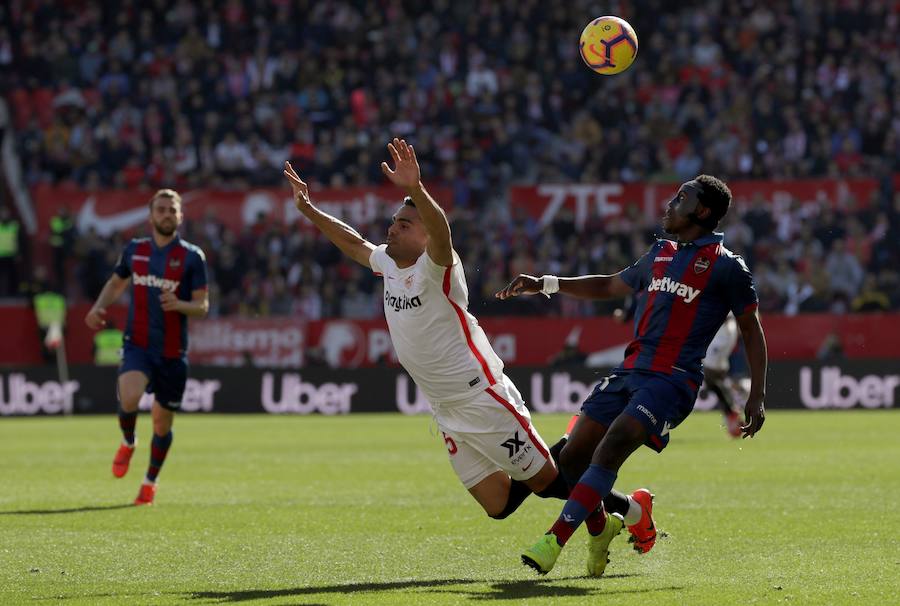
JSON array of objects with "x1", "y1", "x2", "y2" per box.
[
  {"x1": 703, "y1": 313, "x2": 745, "y2": 437},
  {"x1": 282, "y1": 138, "x2": 572, "y2": 518}
]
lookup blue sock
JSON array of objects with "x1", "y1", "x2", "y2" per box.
[
  {"x1": 146, "y1": 431, "x2": 173, "y2": 483},
  {"x1": 549, "y1": 464, "x2": 617, "y2": 546},
  {"x1": 118, "y1": 406, "x2": 137, "y2": 445}
]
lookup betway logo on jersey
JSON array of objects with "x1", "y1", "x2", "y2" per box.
[
  {"x1": 647, "y1": 276, "x2": 701, "y2": 303},
  {"x1": 133, "y1": 272, "x2": 180, "y2": 292},
  {"x1": 384, "y1": 289, "x2": 422, "y2": 312}
]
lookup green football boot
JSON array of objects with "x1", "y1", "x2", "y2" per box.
[
  {"x1": 522, "y1": 533, "x2": 563, "y2": 575},
  {"x1": 586, "y1": 513, "x2": 624, "y2": 577}
]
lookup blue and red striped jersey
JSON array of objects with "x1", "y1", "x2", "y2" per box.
[
  {"x1": 617, "y1": 233, "x2": 757, "y2": 386},
  {"x1": 113, "y1": 235, "x2": 208, "y2": 358}
]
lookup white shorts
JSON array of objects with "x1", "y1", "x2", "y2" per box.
[{"x1": 433, "y1": 374, "x2": 551, "y2": 489}]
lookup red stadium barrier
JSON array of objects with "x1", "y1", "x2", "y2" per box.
[{"x1": 0, "y1": 304, "x2": 897, "y2": 366}]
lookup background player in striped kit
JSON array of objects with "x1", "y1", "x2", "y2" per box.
[
  {"x1": 704, "y1": 313, "x2": 746, "y2": 437},
  {"x1": 85, "y1": 189, "x2": 209, "y2": 505}
]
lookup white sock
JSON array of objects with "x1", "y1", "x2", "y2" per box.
[
  {"x1": 623, "y1": 496, "x2": 642, "y2": 526},
  {"x1": 122, "y1": 439, "x2": 136, "y2": 448}
]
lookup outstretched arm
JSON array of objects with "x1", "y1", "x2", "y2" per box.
[
  {"x1": 495, "y1": 273, "x2": 633, "y2": 301},
  {"x1": 284, "y1": 161, "x2": 376, "y2": 268},
  {"x1": 735, "y1": 309, "x2": 767, "y2": 438},
  {"x1": 381, "y1": 138, "x2": 453, "y2": 267}
]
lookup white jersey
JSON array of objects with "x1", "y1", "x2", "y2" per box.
[
  {"x1": 704, "y1": 313, "x2": 738, "y2": 372},
  {"x1": 369, "y1": 245, "x2": 504, "y2": 403}
]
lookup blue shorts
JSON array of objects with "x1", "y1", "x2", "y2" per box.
[
  {"x1": 582, "y1": 371, "x2": 697, "y2": 452},
  {"x1": 119, "y1": 342, "x2": 188, "y2": 411}
]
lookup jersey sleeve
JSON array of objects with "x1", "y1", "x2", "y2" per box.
[
  {"x1": 619, "y1": 244, "x2": 656, "y2": 291},
  {"x1": 113, "y1": 241, "x2": 134, "y2": 278},
  {"x1": 189, "y1": 248, "x2": 208, "y2": 291},
  {"x1": 369, "y1": 244, "x2": 388, "y2": 276},
  {"x1": 727, "y1": 255, "x2": 759, "y2": 316},
  {"x1": 421, "y1": 249, "x2": 458, "y2": 283}
]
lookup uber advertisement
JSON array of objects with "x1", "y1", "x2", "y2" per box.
[{"x1": 0, "y1": 362, "x2": 897, "y2": 416}]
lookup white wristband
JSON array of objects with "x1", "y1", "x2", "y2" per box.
[{"x1": 540, "y1": 275, "x2": 560, "y2": 297}]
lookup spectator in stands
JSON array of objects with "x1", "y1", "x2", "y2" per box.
[
  {"x1": 852, "y1": 275, "x2": 891, "y2": 313},
  {"x1": 825, "y1": 239, "x2": 865, "y2": 300},
  {"x1": 0, "y1": 205, "x2": 22, "y2": 297},
  {"x1": 339, "y1": 282, "x2": 376, "y2": 319},
  {"x1": 816, "y1": 333, "x2": 846, "y2": 363},
  {"x1": 48, "y1": 205, "x2": 75, "y2": 292}
]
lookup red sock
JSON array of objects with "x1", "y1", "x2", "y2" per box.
[{"x1": 584, "y1": 506, "x2": 607, "y2": 536}]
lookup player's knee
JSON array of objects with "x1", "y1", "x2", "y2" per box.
[
  {"x1": 488, "y1": 508, "x2": 512, "y2": 520},
  {"x1": 118, "y1": 383, "x2": 142, "y2": 408},
  {"x1": 482, "y1": 494, "x2": 512, "y2": 519},
  {"x1": 118, "y1": 391, "x2": 142, "y2": 412}
]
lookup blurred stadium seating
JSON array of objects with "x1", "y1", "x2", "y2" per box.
[{"x1": 1, "y1": 0, "x2": 898, "y2": 319}]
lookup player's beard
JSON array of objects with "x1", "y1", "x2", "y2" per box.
[{"x1": 153, "y1": 219, "x2": 177, "y2": 237}]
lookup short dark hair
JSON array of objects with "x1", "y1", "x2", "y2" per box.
[
  {"x1": 695, "y1": 175, "x2": 731, "y2": 226},
  {"x1": 402, "y1": 196, "x2": 415, "y2": 208}
]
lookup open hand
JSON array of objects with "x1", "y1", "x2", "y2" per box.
[
  {"x1": 495, "y1": 274, "x2": 543, "y2": 300},
  {"x1": 284, "y1": 161, "x2": 311, "y2": 210},
  {"x1": 381, "y1": 138, "x2": 421, "y2": 189}
]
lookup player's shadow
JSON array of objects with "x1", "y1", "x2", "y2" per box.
[
  {"x1": 187, "y1": 579, "x2": 479, "y2": 602},
  {"x1": 185, "y1": 575, "x2": 671, "y2": 603},
  {"x1": 437, "y1": 575, "x2": 684, "y2": 601},
  {"x1": 0, "y1": 504, "x2": 133, "y2": 515}
]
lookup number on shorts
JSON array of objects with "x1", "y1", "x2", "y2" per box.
[
  {"x1": 442, "y1": 432, "x2": 458, "y2": 455},
  {"x1": 599, "y1": 374, "x2": 617, "y2": 391}
]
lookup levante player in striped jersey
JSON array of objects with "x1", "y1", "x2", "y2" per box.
[
  {"x1": 496, "y1": 175, "x2": 768, "y2": 575},
  {"x1": 85, "y1": 189, "x2": 209, "y2": 505}
]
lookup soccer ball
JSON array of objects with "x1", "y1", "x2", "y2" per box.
[{"x1": 579, "y1": 16, "x2": 638, "y2": 75}]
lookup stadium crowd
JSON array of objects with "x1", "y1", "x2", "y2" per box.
[
  {"x1": 1, "y1": 0, "x2": 899, "y2": 315},
  {"x1": 4, "y1": 0, "x2": 899, "y2": 190}
]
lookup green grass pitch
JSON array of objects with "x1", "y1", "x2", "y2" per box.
[{"x1": 1, "y1": 410, "x2": 898, "y2": 605}]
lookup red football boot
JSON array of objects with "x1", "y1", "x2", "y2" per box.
[
  {"x1": 626, "y1": 488, "x2": 657, "y2": 554},
  {"x1": 112, "y1": 443, "x2": 135, "y2": 478},
  {"x1": 134, "y1": 482, "x2": 156, "y2": 506}
]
